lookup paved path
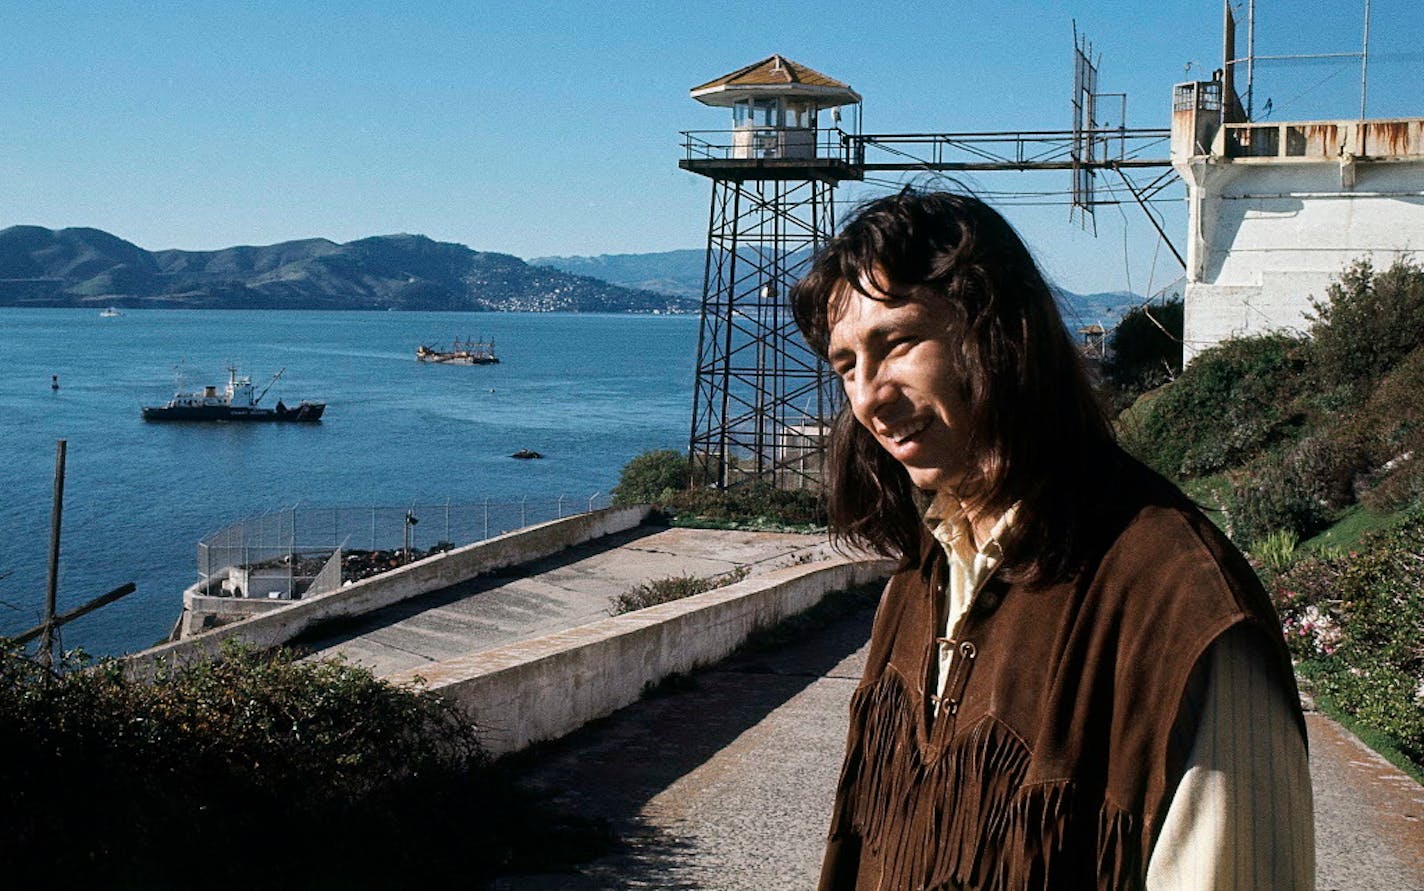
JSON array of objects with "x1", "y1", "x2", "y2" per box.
[
  {"x1": 293, "y1": 526, "x2": 836, "y2": 677},
  {"x1": 496, "y1": 603, "x2": 1424, "y2": 891}
]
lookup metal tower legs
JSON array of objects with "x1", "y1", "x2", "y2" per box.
[{"x1": 687, "y1": 178, "x2": 841, "y2": 490}]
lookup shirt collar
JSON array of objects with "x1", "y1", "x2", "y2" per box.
[{"x1": 924, "y1": 490, "x2": 1017, "y2": 567}]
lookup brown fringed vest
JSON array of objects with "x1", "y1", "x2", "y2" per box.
[{"x1": 818, "y1": 476, "x2": 1303, "y2": 891}]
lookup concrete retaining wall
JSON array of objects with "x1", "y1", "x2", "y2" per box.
[
  {"x1": 124, "y1": 505, "x2": 652, "y2": 677},
  {"x1": 387, "y1": 555, "x2": 893, "y2": 757}
]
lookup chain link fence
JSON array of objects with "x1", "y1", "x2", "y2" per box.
[{"x1": 196, "y1": 493, "x2": 611, "y2": 601}]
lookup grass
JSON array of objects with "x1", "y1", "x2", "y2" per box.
[
  {"x1": 1299, "y1": 503, "x2": 1401, "y2": 554},
  {"x1": 1179, "y1": 470, "x2": 1233, "y2": 510}
]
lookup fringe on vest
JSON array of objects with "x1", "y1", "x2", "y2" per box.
[{"x1": 838, "y1": 675, "x2": 1145, "y2": 890}]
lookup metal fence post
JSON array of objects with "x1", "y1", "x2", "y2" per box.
[
  {"x1": 557, "y1": 495, "x2": 564, "y2": 518},
  {"x1": 521, "y1": 496, "x2": 527, "y2": 527},
  {"x1": 483, "y1": 497, "x2": 489, "y2": 540},
  {"x1": 445, "y1": 498, "x2": 451, "y2": 545}
]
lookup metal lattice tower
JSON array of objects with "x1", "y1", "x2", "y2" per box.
[
  {"x1": 689, "y1": 177, "x2": 839, "y2": 488},
  {"x1": 680, "y1": 55, "x2": 863, "y2": 489}
]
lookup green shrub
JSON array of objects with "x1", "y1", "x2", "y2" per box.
[
  {"x1": 0, "y1": 642, "x2": 603, "y2": 887},
  {"x1": 1104, "y1": 298, "x2": 1184, "y2": 392},
  {"x1": 1226, "y1": 450, "x2": 1331, "y2": 546},
  {"x1": 1250, "y1": 528, "x2": 1299, "y2": 574},
  {"x1": 1272, "y1": 506, "x2": 1424, "y2": 766},
  {"x1": 1358, "y1": 345, "x2": 1424, "y2": 510},
  {"x1": 1308, "y1": 258, "x2": 1424, "y2": 396},
  {"x1": 1119, "y1": 333, "x2": 1308, "y2": 478},
  {"x1": 660, "y1": 482, "x2": 826, "y2": 530},
  {"x1": 609, "y1": 565, "x2": 752, "y2": 616},
  {"x1": 611, "y1": 449, "x2": 692, "y2": 504}
]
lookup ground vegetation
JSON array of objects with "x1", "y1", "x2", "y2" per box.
[
  {"x1": 1115, "y1": 258, "x2": 1424, "y2": 774},
  {"x1": 0, "y1": 642, "x2": 609, "y2": 888}
]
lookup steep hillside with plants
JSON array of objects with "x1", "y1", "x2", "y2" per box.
[{"x1": 1115, "y1": 259, "x2": 1424, "y2": 772}]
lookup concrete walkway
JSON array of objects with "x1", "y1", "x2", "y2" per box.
[
  {"x1": 495, "y1": 602, "x2": 1424, "y2": 891},
  {"x1": 293, "y1": 525, "x2": 837, "y2": 678}
]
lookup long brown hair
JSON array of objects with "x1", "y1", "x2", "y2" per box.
[{"x1": 792, "y1": 190, "x2": 1121, "y2": 584}]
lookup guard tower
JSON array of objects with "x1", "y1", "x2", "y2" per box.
[{"x1": 680, "y1": 55, "x2": 862, "y2": 489}]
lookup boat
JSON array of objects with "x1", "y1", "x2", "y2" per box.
[
  {"x1": 141, "y1": 366, "x2": 325, "y2": 422},
  {"x1": 99, "y1": 307, "x2": 123, "y2": 318},
  {"x1": 416, "y1": 337, "x2": 499, "y2": 365}
]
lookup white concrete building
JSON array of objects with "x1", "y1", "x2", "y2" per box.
[{"x1": 1170, "y1": 79, "x2": 1424, "y2": 360}]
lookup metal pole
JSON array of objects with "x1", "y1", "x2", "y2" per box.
[
  {"x1": 1246, "y1": 0, "x2": 1255, "y2": 120},
  {"x1": 39, "y1": 439, "x2": 66, "y2": 670},
  {"x1": 1360, "y1": 0, "x2": 1371, "y2": 119}
]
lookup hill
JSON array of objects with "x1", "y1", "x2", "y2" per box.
[
  {"x1": 0, "y1": 226, "x2": 695, "y2": 313},
  {"x1": 534, "y1": 247, "x2": 1145, "y2": 324}
]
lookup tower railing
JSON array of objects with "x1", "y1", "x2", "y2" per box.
[{"x1": 681, "y1": 128, "x2": 858, "y2": 164}]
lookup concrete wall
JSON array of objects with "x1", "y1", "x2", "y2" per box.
[
  {"x1": 1170, "y1": 102, "x2": 1424, "y2": 361},
  {"x1": 125, "y1": 505, "x2": 652, "y2": 678},
  {"x1": 386, "y1": 555, "x2": 894, "y2": 757},
  {"x1": 1179, "y1": 160, "x2": 1424, "y2": 361}
]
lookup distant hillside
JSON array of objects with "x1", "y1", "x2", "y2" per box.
[
  {"x1": 531, "y1": 249, "x2": 708, "y2": 299},
  {"x1": 0, "y1": 226, "x2": 696, "y2": 313},
  {"x1": 1054, "y1": 288, "x2": 1144, "y2": 329},
  {"x1": 535, "y1": 247, "x2": 1145, "y2": 326}
]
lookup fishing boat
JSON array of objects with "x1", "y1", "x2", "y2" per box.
[
  {"x1": 141, "y1": 366, "x2": 325, "y2": 422},
  {"x1": 416, "y1": 337, "x2": 499, "y2": 365}
]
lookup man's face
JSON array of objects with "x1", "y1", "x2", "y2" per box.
[{"x1": 826, "y1": 277, "x2": 969, "y2": 494}]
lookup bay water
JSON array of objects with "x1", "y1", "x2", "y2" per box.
[{"x1": 0, "y1": 309, "x2": 697, "y2": 656}]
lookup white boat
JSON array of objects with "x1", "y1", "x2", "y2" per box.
[{"x1": 99, "y1": 307, "x2": 123, "y2": 318}]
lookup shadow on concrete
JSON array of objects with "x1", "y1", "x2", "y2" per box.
[
  {"x1": 287, "y1": 524, "x2": 668, "y2": 653},
  {"x1": 490, "y1": 601, "x2": 877, "y2": 888}
]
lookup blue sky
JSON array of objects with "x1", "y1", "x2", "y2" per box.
[{"x1": 1, "y1": 0, "x2": 1418, "y2": 295}]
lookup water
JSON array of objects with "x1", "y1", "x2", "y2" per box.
[{"x1": 0, "y1": 309, "x2": 698, "y2": 656}]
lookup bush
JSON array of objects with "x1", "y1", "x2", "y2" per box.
[
  {"x1": 1250, "y1": 528, "x2": 1299, "y2": 574},
  {"x1": 611, "y1": 449, "x2": 692, "y2": 504},
  {"x1": 0, "y1": 643, "x2": 604, "y2": 887},
  {"x1": 1226, "y1": 451, "x2": 1331, "y2": 546},
  {"x1": 1119, "y1": 333, "x2": 1308, "y2": 478},
  {"x1": 609, "y1": 565, "x2": 752, "y2": 616},
  {"x1": 1104, "y1": 298, "x2": 1184, "y2": 392},
  {"x1": 1308, "y1": 258, "x2": 1424, "y2": 396},
  {"x1": 1271, "y1": 507, "x2": 1424, "y2": 766},
  {"x1": 660, "y1": 482, "x2": 826, "y2": 530},
  {"x1": 1357, "y1": 345, "x2": 1424, "y2": 510}
]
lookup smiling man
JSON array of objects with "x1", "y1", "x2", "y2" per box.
[{"x1": 791, "y1": 190, "x2": 1313, "y2": 891}]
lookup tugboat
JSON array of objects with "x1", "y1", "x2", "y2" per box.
[
  {"x1": 416, "y1": 337, "x2": 499, "y2": 365},
  {"x1": 141, "y1": 366, "x2": 325, "y2": 422}
]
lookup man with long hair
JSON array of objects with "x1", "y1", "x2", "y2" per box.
[{"x1": 792, "y1": 190, "x2": 1312, "y2": 890}]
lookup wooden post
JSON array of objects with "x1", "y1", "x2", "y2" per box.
[{"x1": 39, "y1": 439, "x2": 67, "y2": 670}]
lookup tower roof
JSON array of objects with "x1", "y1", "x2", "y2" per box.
[{"x1": 690, "y1": 55, "x2": 861, "y2": 107}]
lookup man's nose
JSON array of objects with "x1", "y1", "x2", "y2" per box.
[{"x1": 849, "y1": 367, "x2": 897, "y2": 416}]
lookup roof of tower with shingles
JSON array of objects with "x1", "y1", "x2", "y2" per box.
[{"x1": 691, "y1": 54, "x2": 853, "y2": 94}]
